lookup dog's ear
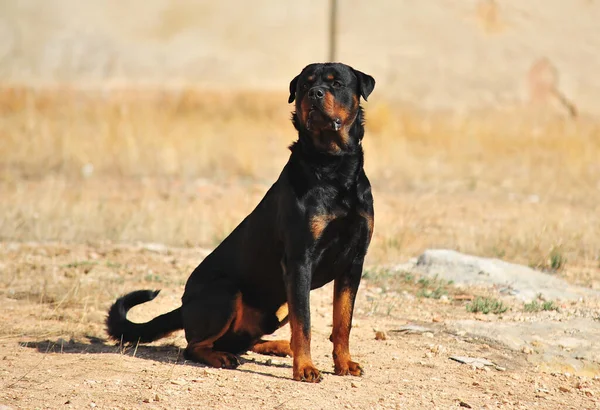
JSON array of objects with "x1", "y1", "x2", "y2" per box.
[
  {"x1": 352, "y1": 69, "x2": 376, "y2": 101},
  {"x1": 288, "y1": 74, "x2": 300, "y2": 104}
]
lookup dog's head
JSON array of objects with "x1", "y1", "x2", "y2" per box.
[{"x1": 288, "y1": 63, "x2": 375, "y2": 153}]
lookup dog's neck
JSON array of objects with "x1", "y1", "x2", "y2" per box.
[{"x1": 288, "y1": 108, "x2": 366, "y2": 191}]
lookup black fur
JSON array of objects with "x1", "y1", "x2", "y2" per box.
[
  {"x1": 106, "y1": 62, "x2": 376, "y2": 382},
  {"x1": 106, "y1": 290, "x2": 182, "y2": 344}
]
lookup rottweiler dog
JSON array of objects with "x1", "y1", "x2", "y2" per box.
[{"x1": 106, "y1": 62, "x2": 376, "y2": 383}]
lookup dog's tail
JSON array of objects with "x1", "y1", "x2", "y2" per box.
[{"x1": 106, "y1": 290, "x2": 183, "y2": 344}]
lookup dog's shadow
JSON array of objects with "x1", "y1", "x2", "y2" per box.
[{"x1": 21, "y1": 336, "x2": 298, "y2": 380}]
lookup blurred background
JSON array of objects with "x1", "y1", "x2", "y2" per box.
[{"x1": 1, "y1": 0, "x2": 599, "y2": 282}]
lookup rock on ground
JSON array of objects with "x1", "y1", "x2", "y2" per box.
[{"x1": 397, "y1": 249, "x2": 599, "y2": 302}]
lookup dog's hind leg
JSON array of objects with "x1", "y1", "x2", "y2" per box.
[
  {"x1": 182, "y1": 285, "x2": 241, "y2": 369},
  {"x1": 249, "y1": 303, "x2": 292, "y2": 357},
  {"x1": 250, "y1": 339, "x2": 292, "y2": 357}
]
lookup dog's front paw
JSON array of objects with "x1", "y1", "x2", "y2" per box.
[
  {"x1": 293, "y1": 360, "x2": 323, "y2": 383},
  {"x1": 334, "y1": 359, "x2": 363, "y2": 377}
]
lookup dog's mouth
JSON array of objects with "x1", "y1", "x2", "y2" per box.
[{"x1": 307, "y1": 106, "x2": 342, "y2": 132}]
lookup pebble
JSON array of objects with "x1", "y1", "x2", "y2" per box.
[{"x1": 375, "y1": 331, "x2": 387, "y2": 341}]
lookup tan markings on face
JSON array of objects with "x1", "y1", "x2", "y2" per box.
[
  {"x1": 326, "y1": 74, "x2": 334, "y2": 81},
  {"x1": 299, "y1": 94, "x2": 311, "y2": 126},
  {"x1": 310, "y1": 214, "x2": 337, "y2": 240},
  {"x1": 320, "y1": 93, "x2": 359, "y2": 147},
  {"x1": 307, "y1": 75, "x2": 315, "y2": 82}
]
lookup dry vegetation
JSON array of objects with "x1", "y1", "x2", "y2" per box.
[
  {"x1": 1, "y1": 87, "x2": 600, "y2": 409},
  {"x1": 1, "y1": 86, "x2": 599, "y2": 280}
]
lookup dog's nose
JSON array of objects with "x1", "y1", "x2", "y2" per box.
[{"x1": 308, "y1": 87, "x2": 325, "y2": 100}]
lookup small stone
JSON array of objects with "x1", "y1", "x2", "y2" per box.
[
  {"x1": 432, "y1": 316, "x2": 442, "y2": 323},
  {"x1": 351, "y1": 381, "x2": 360, "y2": 388},
  {"x1": 521, "y1": 346, "x2": 533, "y2": 354},
  {"x1": 142, "y1": 398, "x2": 151, "y2": 403},
  {"x1": 375, "y1": 331, "x2": 387, "y2": 341},
  {"x1": 495, "y1": 366, "x2": 506, "y2": 372},
  {"x1": 558, "y1": 386, "x2": 570, "y2": 393},
  {"x1": 90, "y1": 403, "x2": 97, "y2": 408},
  {"x1": 154, "y1": 394, "x2": 160, "y2": 402},
  {"x1": 423, "y1": 332, "x2": 434, "y2": 338}
]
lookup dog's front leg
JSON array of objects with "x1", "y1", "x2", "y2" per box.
[
  {"x1": 283, "y1": 256, "x2": 322, "y2": 382},
  {"x1": 331, "y1": 259, "x2": 364, "y2": 376}
]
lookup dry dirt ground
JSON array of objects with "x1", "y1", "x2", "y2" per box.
[
  {"x1": 1, "y1": 90, "x2": 600, "y2": 409},
  {"x1": 1, "y1": 242, "x2": 598, "y2": 410}
]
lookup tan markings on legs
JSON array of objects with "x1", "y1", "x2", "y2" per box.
[
  {"x1": 184, "y1": 295, "x2": 239, "y2": 369},
  {"x1": 331, "y1": 286, "x2": 363, "y2": 376},
  {"x1": 289, "y1": 314, "x2": 321, "y2": 382},
  {"x1": 250, "y1": 339, "x2": 293, "y2": 357},
  {"x1": 275, "y1": 303, "x2": 289, "y2": 326},
  {"x1": 231, "y1": 295, "x2": 264, "y2": 338},
  {"x1": 185, "y1": 345, "x2": 240, "y2": 369}
]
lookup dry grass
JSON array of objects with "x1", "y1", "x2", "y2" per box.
[{"x1": 1, "y1": 86, "x2": 599, "y2": 281}]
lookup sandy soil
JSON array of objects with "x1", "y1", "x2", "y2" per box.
[{"x1": 0, "y1": 243, "x2": 598, "y2": 410}]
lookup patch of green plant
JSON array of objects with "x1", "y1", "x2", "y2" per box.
[
  {"x1": 466, "y1": 296, "x2": 508, "y2": 314},
  {"x1": 106, "y1": 261, "x2": 123, "y2": 269},
  {"x1": 416, "y1": 286, "x2": 448, "y2": 299},
  {"x1": 541, "y1": 301, "x2": 558, "y2": 311},
  {"x1": 524, "y1": 300, "x2": 541, "y2": 312},
  {"x1": 524, "y1": 294, "x2": 559, "y2": 312},
  {"x1": 415, "y1": 275, "x2": 453, "y2": 299},
  {"x1": 144, "y1": 273, "x2": 163, "y2": 283},
  {"x1": 62, "y1": 260, "x2": 98, "y2": 268},
  {"x1": 532, "y1": 246, "x2": 567, "y2": 272},
  {"x1": 548, "y1": 246, "x2": 567, "y2": 271}
]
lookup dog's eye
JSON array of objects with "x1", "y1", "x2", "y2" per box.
[
  {"x1": 332, "y1": 80, "x2": 343, "y2": 88},
  {"x1": 302, "y1": 83, "x2": 309, "y2": 90}
]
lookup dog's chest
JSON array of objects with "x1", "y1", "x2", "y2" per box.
[{"x1": 309, "y1": 207, "x2": 373, "y2": 288}]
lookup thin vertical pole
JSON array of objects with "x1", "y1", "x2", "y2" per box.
[{"x1": 328, "y1": 0, "x2": 338, "y2": 62}]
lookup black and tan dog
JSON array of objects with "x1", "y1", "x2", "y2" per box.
[{"x1": 106, "y1": 62, "x2": 376, "y2": 383}]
